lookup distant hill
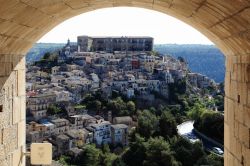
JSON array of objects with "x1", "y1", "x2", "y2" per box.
[
  {"x1": 154, "y1": 44, "x2": 225, "y2": 83},
  {"x1": 26, "y1": 43, "x2": 65, "y2": 63},
  {"x1": 26, "y1": 43, "x2": 225, "y2": 83}
]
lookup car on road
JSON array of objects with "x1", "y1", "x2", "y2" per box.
[{"x1": 212, "y1": 147, "x2": 223, "y2": 155}]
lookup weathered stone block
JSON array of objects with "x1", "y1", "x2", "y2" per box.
[
  {"x1": 20, "y1": 96, "x2": 25, "y2": 121},
  {"x1": 224, "y1": 122, "x2": 230, "y2": 149},
  {"x1": 242, "y1": 145, "x2": 250, "y2": 166},
  {"x1": 224, "y1": 98, "x2": 228, "y2": 122},
  {"x1": 234, "y1": 120, "x2": 239, "y2": 138},
  {"x1": 227, "y1": 151, "x2": 235, "y2": 166},
  {"x1": 12, "y1": 148, "x2": 22, "y2": 166},
  {"x1": 17, "y1": 120, "x2": 25, "y2": 147},
  {"x1": 12, "y1": 97, "x2": 20, "y2": 125},
  {"x1": 240, "y1": 83, "x2": 247, "y2": 105},
  {"x1": 239, "y1": 123, "x2": 250, "y2": 148},
  {"x1": 0, "y1": 144, "x2": 5, "y2": 160},
  {"x1": 235, "y1": 104, "x2": 244, "y2": 123},
  {"x1": 0, "y1": 0, "x2": 20, "y2": 18},
  {"x1": 227, "y1": 99, "x2": 235, "y2": 124},
  {"x1": 234, "y1": 138, "x2": 243, "y2": 161},
  {"x1": 243, "y1": 107, "x2": 250, "y2": 128},
  {"x1": 228, "y1": 80, "x2": 235, "y2": 99},
  {"x1": 0, "y1": 129, "x2": 3, "y2": 145}
]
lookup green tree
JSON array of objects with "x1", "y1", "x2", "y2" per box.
[
  {"x1": 42, "y1": 52, "x2": 51, "y2": 60},
  {"x1": 99, "y1": 144, "x2": 120, "y2": 166},
  {"x1": 58, "y1": 155, "x2": 70, "y2": 166},
  {"x1": 187, "y1": 102, "x2": 206, "y2": 121},
  {"x1": 195, "y1": 154, "x2": 223, "y2": 166},
  {"x1": 123, "y1": 134, "x2": 147, "y2": 166},
  {"x1": 47, "y1": 105, "x2": 62, "y2": 115},
  {"x1": 151, "y1": 50, "x2": 160, "y2": 56},
  {"x1": 80, "y1": 144, "x2": 101, "y2": 166},
  {"x1": 108, "y1": 97, "x2": 127, "y2": 116},
  {"x1": 127, "y1": 101, "x2": 136, "y2": 114},
  {"x1": 159, "y1": 112, "x2": 177, "y2": 139},
  {"x1": 144, "y1": 137, "x2": 180, "y2": 166},
  {"x1": 171, "y1": 137, "x2": 205, "y2": 166},
  {"x1": 112, "y1": 157, "x2": 126, "y2": 166},
  {"x1": 94, "y1": 100, "x2": 102, "y2": 112},
  {"x1": 137, "y1": 110, "x2": 158, "y2": 138},
  {"x1": 194, "y1": 111, "x2": 224, "y2": 143},
  {"x1": 214, "y1": 94, "x2": 224, "y2": 111}
]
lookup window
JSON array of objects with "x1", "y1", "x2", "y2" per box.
[{"x1": 0, "y1": 105, "x2": 2, "y2": 112}]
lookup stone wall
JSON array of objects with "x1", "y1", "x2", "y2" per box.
[
  {"x1": 224, "y1": 55, "x2": 250, "y2": 166},
  {"x1": 0, "y1": 56, "x2": 25, "y2": 166}
]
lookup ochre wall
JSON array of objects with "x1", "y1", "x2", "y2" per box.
[{"x1": 0, "y1": 0, "x2": 250, "y2": 165}]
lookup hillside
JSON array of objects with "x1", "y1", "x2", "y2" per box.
[
  {"x1": 26, "y1": 43, "x2": 65, "y2": 63},
  {"x1": 26, "y1": 43, "x2": 225, "y2": 83},
  {"x1": 154, "y1": 44, "x2": 225, "y2": 83}
]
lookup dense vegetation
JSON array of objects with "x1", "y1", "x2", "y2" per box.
[
  {"x1": 55, "y1": 84, "x2": 224, "y2": 166},
  {"x1": 26, "y1": 43, "x2": 64, "y2": 63},
  {"x1": 154, "y1": 44, "x2": 225, "y2": 83},
  {"x1": 193, "y1": 110, "x2": 224, "y2": 144},
  {"x1": 59, "y1": 108, "x2": 223, "y2": 166}
]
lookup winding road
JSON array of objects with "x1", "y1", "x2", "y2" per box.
[{"x1": 177, "y1": 120, "x2": 224, "y2": 156}]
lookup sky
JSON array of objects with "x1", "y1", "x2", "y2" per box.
[{"x1": 38, "y1": 7, "x2": 213, "y2": 45}]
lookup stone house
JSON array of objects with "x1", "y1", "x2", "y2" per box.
[
  {"x1": 68, "y1": 115, "x2": 86, "y2": 129},
  {"x1": 66, "y1": 128, "x2": 93, "y2": 148},
  {"x1": 51, "y1": 66, "x2": 61, "y2": 75},
  {"x1": 40, "y1": 120, "x2": 56, "y2": 138},
  {"x1": 56, "y1": 134, "x2": 71, "y2": 156},
  {"x1": 88, "y1": 121, "x2": 111, "y2": 145},
  {"x1": 54, "y1": 90, "x2": 71, "y2": 102},
  {"x1": 110, "y1": 124, "x2": 128, "y2": 146},
  {"x1": 26, "y1": 121, "x2": 47, "y2": 133},
  {"x1": 26, "y1": 91, "x2": 56, "y2": 121},
  {"x1": 113, "y1": 116, "x2": 133, "y2": 127},
  {"x1": 51, "y1": 75, "x2": 66, "y2": 84},
  {"x1": 51, "y1": 118, "x2": 70, "y2": 135},
  {"x1": 26, "y1": 131, "x2": 44, "y2": 143}
]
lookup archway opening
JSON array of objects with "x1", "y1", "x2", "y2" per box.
[
  {"x1": 26, "y1": 7, "x2": 225, "y2": 165},
  {"x1": 1, "y1": 1, "x2": 250, "y2": 166}
]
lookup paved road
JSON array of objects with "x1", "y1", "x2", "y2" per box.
[
  {"x1": 177, "y1": 121, "x2": 224, "y2": 156},
  {"x1": 177, "y1": 121, "x2": 199, "y2": 143}
]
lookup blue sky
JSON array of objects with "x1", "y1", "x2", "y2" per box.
[{"x1": 38, "y1": 7, "x2": 213, "y2": 45}]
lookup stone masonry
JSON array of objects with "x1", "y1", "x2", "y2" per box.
[{"x1": 1, "y1": 0, "x2": 250, "y2": 165}]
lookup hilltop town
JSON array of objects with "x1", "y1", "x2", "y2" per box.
[{"x1": 25, "y1": 36, "x2": 220, "y2": 162}]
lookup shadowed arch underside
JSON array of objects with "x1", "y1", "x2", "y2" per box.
[{"x1": 0, "y1": 0, "x2": 250, "y2": 165}]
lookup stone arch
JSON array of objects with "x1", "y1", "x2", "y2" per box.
[{"x1": 1, "y1": 0, "x2": 250, "y2": 165}]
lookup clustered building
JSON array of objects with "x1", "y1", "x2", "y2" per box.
[
  {"x1": 26, "y1": 35, "x2": 216, "y2": 158},
  {"x1": 26, "y1": 114, "x2": 131, "y2": 158}
]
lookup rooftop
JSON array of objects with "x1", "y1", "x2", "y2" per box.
[
  {"x1": 78, "y1": 35, "x2": 153, "y2": 39},
  {"x1": 111, "y1": 124, "x2": 128, "y2": 129},
  {"x1": 40, "y1": 121, "x2": 55, "y2": 127},
  {"x1": 56, "y1": 134, "x2": 69, "y2": 140},
  {"x1": 51, "y1": 118, "x2": 69, "y2": 124},
  {"x1": 89, "y1": 121, "x2": 111, "y2": 128}
]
